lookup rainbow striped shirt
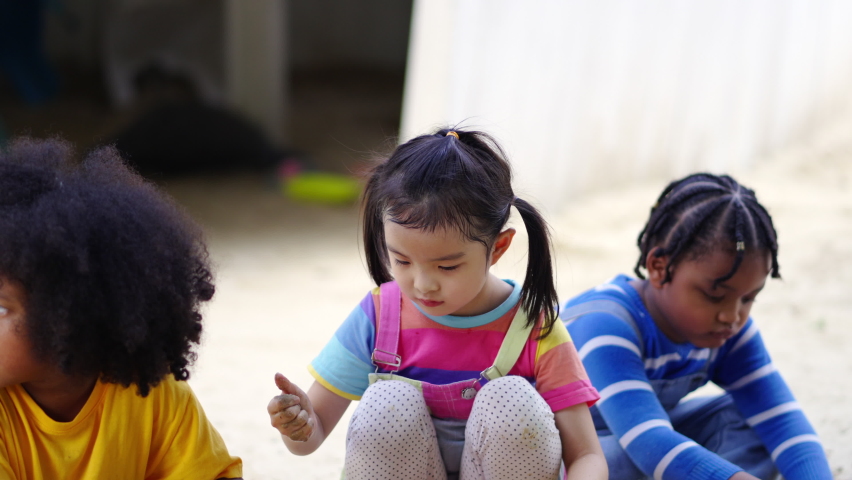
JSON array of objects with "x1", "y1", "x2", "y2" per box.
[{"x1": 310, "y1": 280, "x2": 598, "y2": 416}]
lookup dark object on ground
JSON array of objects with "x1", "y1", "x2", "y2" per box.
[{"x1": 111, "y1": 102, "x2": 293, "y2": 178}]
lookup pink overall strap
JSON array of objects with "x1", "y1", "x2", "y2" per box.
[{"x1": 371, "y1": 281, "x2": 402, "y2": 372}]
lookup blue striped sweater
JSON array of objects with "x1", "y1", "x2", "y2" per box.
[{"x1": 563, "y1": 274, "x2": 831, "y2": 480}]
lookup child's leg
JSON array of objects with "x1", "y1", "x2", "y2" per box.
[
  {"x1": 460, "y1": 376, "x2": 562, "y2": 480},
  {"x1": 345, "y1": 380, "x2": 447, "y2": 480},
  {"x1": 670, "y1": 394, "x2": 778, "y2": 480}
]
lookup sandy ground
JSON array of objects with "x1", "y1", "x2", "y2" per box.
[{"x1": 170, "y1": 120, "x2": 852, "y2": 479}]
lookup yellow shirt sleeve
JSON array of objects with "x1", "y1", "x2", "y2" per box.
[{"x1": 145, "y1": 378, "x2": 243, "y2": 479}]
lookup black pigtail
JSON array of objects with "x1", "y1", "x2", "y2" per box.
[
  {"x1": 512, "y1": 197, "x2": 558, "y2": 338},
  {"x1": 361, "y1": 167, "x2": 393, "y2": 285}
]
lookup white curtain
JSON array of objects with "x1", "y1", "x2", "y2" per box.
[{"x1": 401, "y1": 0, "x2": 852, "y2": 210}]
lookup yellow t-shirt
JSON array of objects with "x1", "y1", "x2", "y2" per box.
[{"x1": 0, "y1": 376, "x2": 242, "y2": 480}]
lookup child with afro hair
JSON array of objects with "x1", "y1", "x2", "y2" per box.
[{"x1": 0, "y1": 138, "x2": 243, "y2": 479}]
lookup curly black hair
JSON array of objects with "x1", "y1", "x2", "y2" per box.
[{"x1": 0, "y1": 137, "x2": 214, "y2": 396}]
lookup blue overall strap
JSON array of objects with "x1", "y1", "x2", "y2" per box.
[{"x1": 561, "y1": 300, "x2": 644, "y2": 357}]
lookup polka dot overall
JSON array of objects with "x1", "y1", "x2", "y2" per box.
[{"x1": 344, "y1": 377, "x2": 562, "y2": 480}]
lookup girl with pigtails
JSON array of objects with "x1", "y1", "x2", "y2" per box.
[{"x1": 267, "y1": 129, "x2": 606, "y2": 479}]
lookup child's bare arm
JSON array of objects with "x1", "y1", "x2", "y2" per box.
[
  {"x1": 554, "y1": 403, "x2": 608, "y2": 480},
  {"x1": 267, "y1": 373, "x2": 351, "y2": 455},
  {"x1": 728, "y1": 472, "x2": 761, "y2": 480}
]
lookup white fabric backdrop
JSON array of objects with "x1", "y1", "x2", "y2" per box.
[{"x1": 401, "y1": 0, "x2": 852, "y2": 210}]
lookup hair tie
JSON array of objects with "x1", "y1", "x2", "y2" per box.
[
  {"x1": 446, "y1": 131, "x2": 459, "y2": 139},
  {"x1": 507, "y1": 196, "x2": 519, "y2": 212},
  {"x1": 736, "y1": 241, "x2": 745, "y2": 251}
]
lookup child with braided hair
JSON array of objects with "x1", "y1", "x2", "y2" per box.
[{"x1": 562, "y1": 173, "x2": 831, "y2": 479}]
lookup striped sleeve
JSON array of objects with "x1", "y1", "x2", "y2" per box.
[
  {"x1": 568, "y1": 312, "x2": 742, "y2": 480},
  {"x1": 308, "y1": 290, "x2": 378, "y2": 400},
  {"x1": 714, "y1": 321, "x2": 832, "y2": 479},
  {"x1": 533, "y1": 320, "x2": 599, "y2": 412}
]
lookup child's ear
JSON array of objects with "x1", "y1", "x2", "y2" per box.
[
  {"x1": 645, "y1": 247, "x2": 669, "y2": 288},
  {"x1": 490, "y1": 228, "x2": 516, "y2": 265}
]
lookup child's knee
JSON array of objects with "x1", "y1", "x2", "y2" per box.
[
  {"x1": 479, "y1": 375, "x2": 536, "y2": 392},
  {"x1": 462, "y1": 377, "x2": 561, "y2": 478},
  {"x1": 348, "y1": 380, "x2": 434, "y2": 449},
  {"x1": 346, "y1": 380, "x2": 437, "y2": 461},
  {"x1": 475, "y1": 375, "x2": 549, "y2": 415},
  {"x1": 360, "y1": 379, "x2": 425, "y2": 409},
  {"x1": 467, "y1": 376, "x2": 558, "y2": 447}
]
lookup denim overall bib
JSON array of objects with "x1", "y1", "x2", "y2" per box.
[{"x1": 369, "y1": 281, "x2": 533, "y2": 420}]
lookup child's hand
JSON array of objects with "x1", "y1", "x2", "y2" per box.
[{"x1": 268, "y1": 373, "x2": 315, "y2": 442}]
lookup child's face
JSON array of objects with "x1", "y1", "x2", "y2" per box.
[
  {"x1": 644, "y1": 248, "x2": 771, "y2": 349},
  {"x1": 0, "y1": 279, "x2": 49, "y2": 389},
  {"x1": 384, "y1": 221, "x2": 512, "y2": 317}
]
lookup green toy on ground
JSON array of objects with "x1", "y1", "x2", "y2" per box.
[{"x1": 281, "y1": 171, "x2": 362, "y2": 205}]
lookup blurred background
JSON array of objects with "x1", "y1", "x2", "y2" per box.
[
  {"x1": 3, "y1": 0, "x2": 852, "y2": 202},
  {"x1": 0, "y1": 0, "x2": 411, "y2": 178},
  {"x1": 2, "y1": 0, "x2": 851, "y2": 478}
]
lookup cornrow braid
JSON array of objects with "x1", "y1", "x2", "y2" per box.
[{"x1": 635, "y1": 173, "x2": 780, "y2": 284}]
